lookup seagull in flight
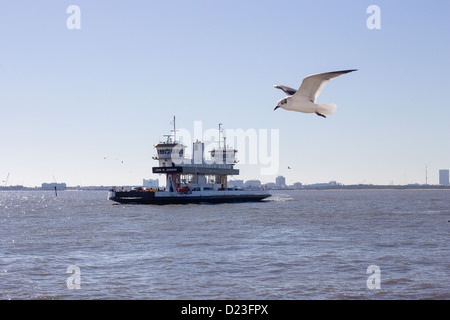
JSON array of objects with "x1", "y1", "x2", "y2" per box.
[{"x1": 274, "y1": 69, "x2": 357, "y2": 118}]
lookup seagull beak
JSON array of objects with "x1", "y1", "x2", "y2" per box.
[{"x1": 274, "y1": 106, "x2": 279, "y2": 111}]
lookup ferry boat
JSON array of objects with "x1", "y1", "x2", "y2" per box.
[{"x1": 108, "y1": 118, "x2": 271, "y2": 205}]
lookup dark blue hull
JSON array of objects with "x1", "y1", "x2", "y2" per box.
[{"x1": 109, "y1": 191, "x2": 271, "y2": 205}]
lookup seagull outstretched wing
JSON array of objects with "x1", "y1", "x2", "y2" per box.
[
  {"x1": 273, "y1": 85, "x2": 297, "y2": 96},
  {"x1": 294, "y1": 69, "x2": 357, "y2": 102}
]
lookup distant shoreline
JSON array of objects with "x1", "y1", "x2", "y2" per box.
[{"x1": 1, "y1": 185, "x2": 449, "y2": 191}]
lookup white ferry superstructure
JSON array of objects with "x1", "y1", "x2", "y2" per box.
[{"x1": 108, "y1": 118, "x2": 271, "y2": 205}]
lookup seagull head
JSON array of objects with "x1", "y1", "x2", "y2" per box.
[{"x1": 274, "y1": 97, "x2": 289, "y2": 110}]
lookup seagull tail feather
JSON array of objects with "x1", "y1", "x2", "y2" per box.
[{"x1": 317, "y1": 104, "x2": 337, "y2": 116}]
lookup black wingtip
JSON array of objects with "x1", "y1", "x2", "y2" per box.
[
  {"x1": 315, "y1": 112, "x2": 326, "y2": 118},
  {"x1": 336, "y1": 69, "x2": 358, "y2": 74}
]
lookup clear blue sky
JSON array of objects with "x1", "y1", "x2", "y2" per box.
[{"x1": 1, "y1": 0, "x2": 449, "y2": 187}]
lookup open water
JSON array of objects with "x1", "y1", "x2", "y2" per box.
[{"x1": 0, "y1": 189, "x2": 449, "y2": 300}]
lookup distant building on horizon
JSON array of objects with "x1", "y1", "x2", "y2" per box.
[
  {"x1": 263, "y1": 182, "x2": 276, "y2": 189},
  {"x1": 244, "y1": 180, "x2": 262, "y2": 189},
  {"x1": 306, "y1": 181, "x2": 341, "y2": 188},
  {"x1": 275, "y1": 176, "x2": 286, "y2": 189},
  {"x1": 228, "y1": 180, "x2": 244, "y2": 188},
  {"x1": 41, "y1": 182, "x2": 67, "y2": 190},
  {"x1": 439, "y1": 169, "x2": 449, "y2": 186},
  {"x1": 292, "y1": 182, "x2": 303, "y2": 189}
]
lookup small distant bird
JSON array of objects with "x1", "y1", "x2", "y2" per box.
[
  {"x1": 274, "y1": 69, "x2": 357, "y2": 118},
  {"x1": 288, "y1": 166, "x2": 291, "y2": 169}
]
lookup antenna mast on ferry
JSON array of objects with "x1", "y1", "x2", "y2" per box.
[
  {"x1": 170, "y1": 116, "x2": 177, "y2": 142},
  {"x1": 218, "y1": 123, "x2": 222, "y2": 149}
]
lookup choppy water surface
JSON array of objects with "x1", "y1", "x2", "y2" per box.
[{"x1": 1, "y1": 189, "x2": 449, "y2": 299}]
